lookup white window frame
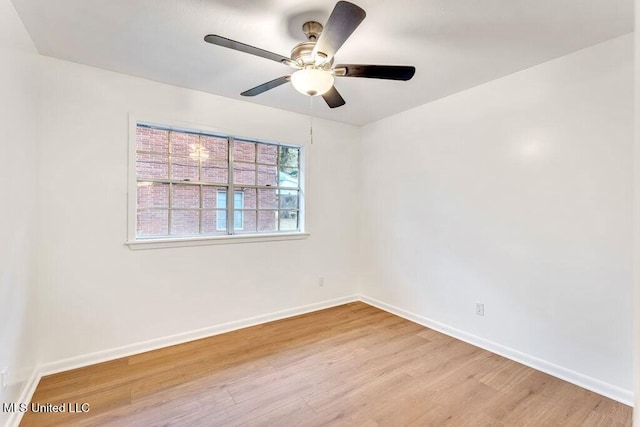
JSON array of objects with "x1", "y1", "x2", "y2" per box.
[{"x1": 126, "y1": 115, "x2": 308, "y2": 250}]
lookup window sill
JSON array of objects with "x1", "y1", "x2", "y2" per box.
[{"x1": 125, "y1": 232, "x2": 310, "y2": 250}]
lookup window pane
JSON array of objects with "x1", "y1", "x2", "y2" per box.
[
  {"x1": 258, "y1": 210, "x2": 277, "y2": 232},
  {"x1": 234, "y1": 141, "x2": 256, "y2": 162},
  {"x1": 171, "y1": 156, "x2": 199, "y2": 181},
  {"x1": 279, "y1": 167, "x2": 299, "y2": 187},
  {"x1": 279, "y1": 190, "x2": 299, "y2": 210},
  {"x1": 201, "y1": 160, "x2": 228, "y2": 184},
  {"x1": 233, "y1": 163, "x2": 256, "y2": 185},
  {"x1": 258, "y1": 165, "x2": 277, "y2": 186},
  {"x1": 136, "y1": 128, "x2": 169, "y2": 153},
  {"x1": 258, "y1": 189, "x2": 277, "y2": 209},
  {"x1": 172, "y1": 184, "x2": 200, "y2": 209},
  {"x1": 137, "y1": 209, "x2": 168, "y2": 237},
  {"x1": 234, "y1": 192, "x2": 243, "y2": 206},
  {"x1": 234, "y1": 210, "x2": 242, "y2": 229},
  {"x1": 137, "y1": 153, "x2": 168, "y2": 179},
  {"x1": 279, "y1": 210, "x2": 299, "y2": 231},
  {"x1": 201, "y1": 136, "x2": 228, "y2": 160},
  {"x1": 257, "y1": 144, "x2": 277, "y2": 165},
  {"x1": 171, "y1": 209, "x2": 200, "y2": 235},
  {"x1": 137, "y1": 182, "x2": 169, "y2": 208},
  {"x1": 217, "y1": 209, "x2": 226, "y2": 230},
  {"x1": 217, "y1": 189, "x2": 226, "y2": 206},
  {"x1": 171, "y1": 132, "x2": 199, "y2": 156},
  {"x1": 279, "y1": 146, "x2": 299, "y2": 167},
  {"x1": 202, "y1": 209, "x2": 227, "y2": 233},
  {"x1": 233, "y1": 192, "x2": 246, "y2": 230},
  {"x1": 235, "y1": 210, "x2": 256, "y2": 232},
  {"x1": 203, "y1": 186, "x2": 227, "y2": 209},
  {"x1": 241, "y1": 189, "x2": 256, "y2": 209}
]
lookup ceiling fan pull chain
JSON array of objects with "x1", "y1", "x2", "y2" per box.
[{"x1": 309, "y1": 96, "x2": 314, "y2": 145}]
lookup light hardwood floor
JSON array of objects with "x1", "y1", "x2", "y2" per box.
[{"x1": 20, "y1": 302, "x2": 631, "y2": 426}]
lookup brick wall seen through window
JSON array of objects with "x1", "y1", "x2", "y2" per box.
[{"x1": 135, "y1": 124, "x2": 302, "y2": 239}]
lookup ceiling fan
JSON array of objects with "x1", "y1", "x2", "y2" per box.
[{"x1": 204, "y1": 1, "x2": 415, "y2": 108}]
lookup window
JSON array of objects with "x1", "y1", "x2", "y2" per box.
[{"x1": 131, "y1": 121, "x2": 304, "y2": 245}]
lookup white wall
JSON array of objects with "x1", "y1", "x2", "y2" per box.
[
  {"x1": 0, "y1": 0, "x2": 40, "y2": 423},
  {"x1": 634, "y1": 1, "x2": 640, "y2": 423},
  {"x1": 360, "y1": 35, "x2": 634, "y2": 400},
  {"x1": 37, "y1": 58, "x2": 361, "y2": 364}
]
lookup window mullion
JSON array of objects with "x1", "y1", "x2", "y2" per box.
[
  {"x1": 198, "y1": 135, "x2": 203, "y2": 235},
  {"x1": 277, "y1": 145, "x2": 281, "y2": 232},
  {"x1": 227, "y1": 137, "x2": 234, "y2": 235},
  {"x1": 199, "y1": 184, "x2": 203, "y2": 234},
  {"x1": 168, "y1": 131, "x2": 173, "y2": 236}
]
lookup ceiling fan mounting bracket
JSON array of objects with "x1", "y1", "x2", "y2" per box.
[{"x1": 302, "y1": 21, "x2": 323, "y2": 41}]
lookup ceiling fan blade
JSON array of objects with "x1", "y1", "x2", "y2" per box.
[
  {"x1": 312, "y1": 1, "x2": 366, "y2": 61},
  {"x1": 322, "y1": 86, "x2": 346, "y2": 108},
  {"x1": 204, "y1": 35, "x2": 294, "y2": 66},
  {"x1": 241, "y1": 76, "x2": 291, "y2": 97},
  {"x1": 335, "y1": 64, "x2": 416, "y2": 80}
]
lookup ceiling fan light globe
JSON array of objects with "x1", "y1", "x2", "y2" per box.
[{"x1": 291, "y1": 68, "x2": 334, "y2": 97}]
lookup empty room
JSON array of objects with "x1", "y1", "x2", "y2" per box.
[{"x1": 1, "y1": 0, "x2": 639, "y2": 426}]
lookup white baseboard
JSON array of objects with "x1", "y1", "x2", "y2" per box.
[
  {"x1": 359, "y1": 295, "x2": 634, "y2": 406},
  {"x1": 6, "y1": 369, "x2": 40, "y2": 427},
  {"x1": 7, "y1": 292, "x2": 632, "y2": 427},
  {"x1": 6, "y1": 295, "x2": 358, "y2": 427},
  {"x1": 38, "y1": 295, "x2": 359, "y2": 377}
]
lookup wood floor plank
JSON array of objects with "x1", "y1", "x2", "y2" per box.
[{"x1": 20, "y1": 302, "x2": 632, "y2": 426}]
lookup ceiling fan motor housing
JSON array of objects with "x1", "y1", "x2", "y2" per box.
[
  {"x1": 291, "y1": 21, "x2": 333, "y2": 68},
  {"x1": 291, "y1": 42, "x2": 331, "y2": 68}
]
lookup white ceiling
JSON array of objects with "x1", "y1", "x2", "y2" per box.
[{"x1": 11, "y1": 0, "x2": 633, "y2": 126}]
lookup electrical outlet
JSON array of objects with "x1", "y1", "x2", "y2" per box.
[
  {"x1": 319, "y1": 277, "x2": 325, "y2": 287},
  {"x1": 475, "y1": 303, "x2": 484, "y2": 316},
  {"x1": 0, "y1": 367, "x2": 8, "y2": 391}
]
